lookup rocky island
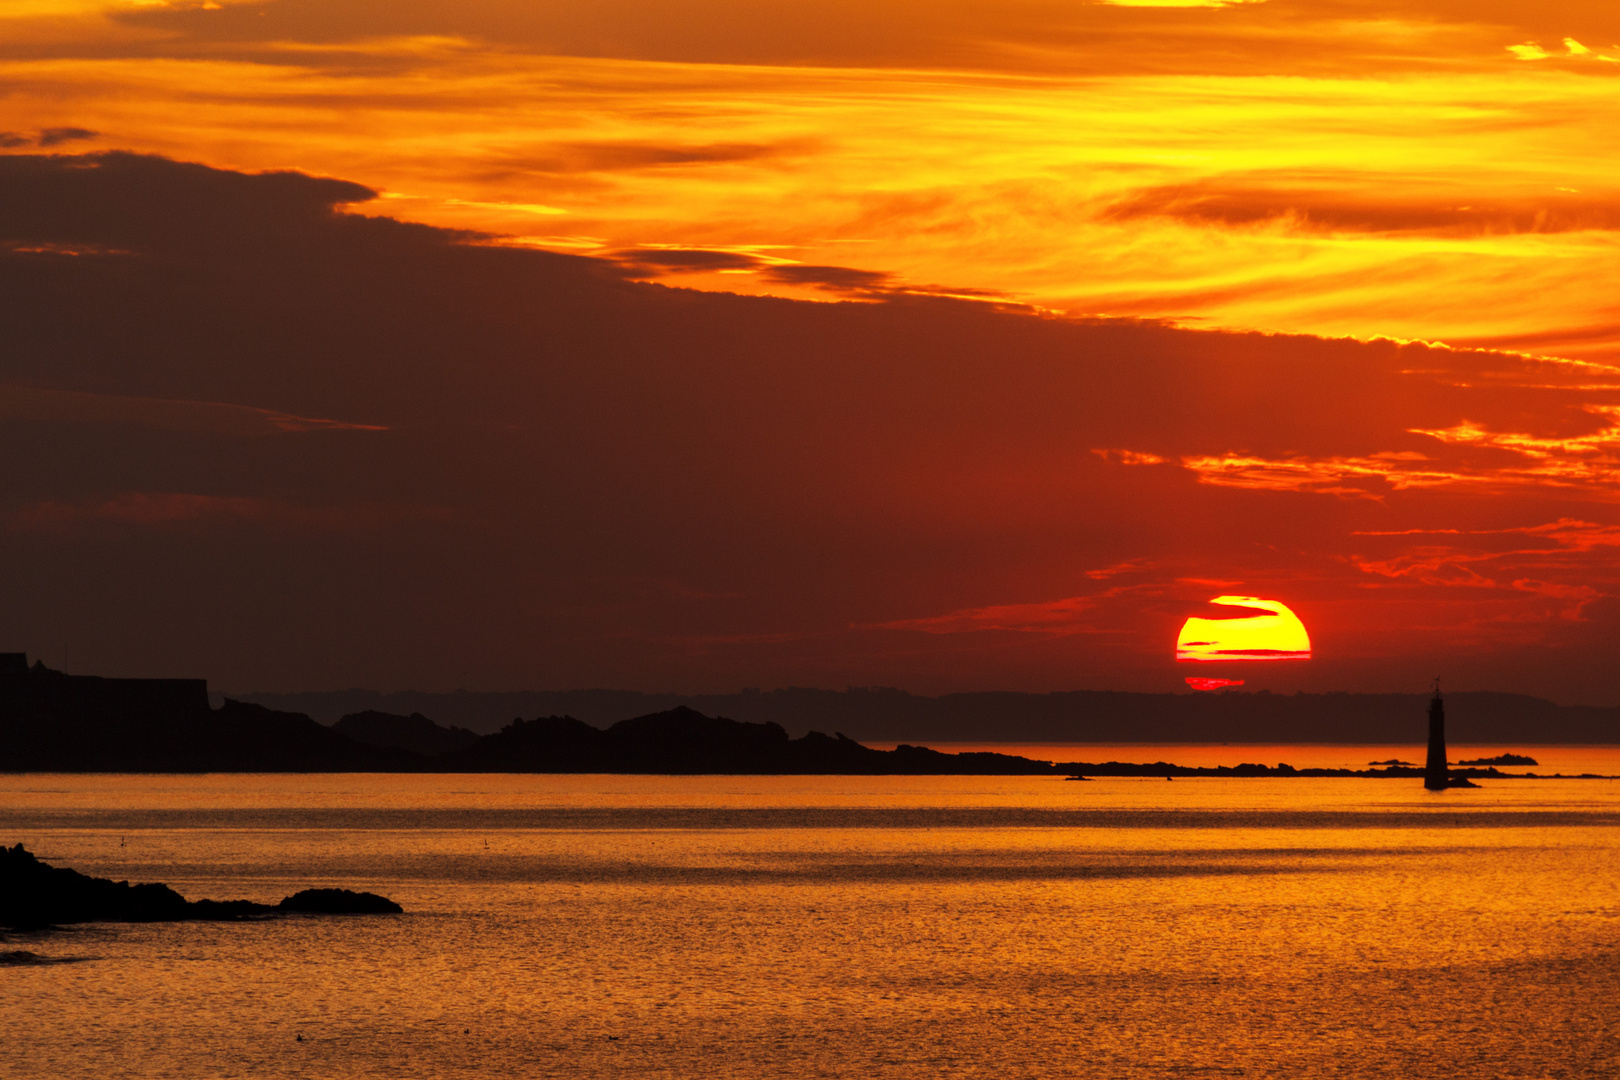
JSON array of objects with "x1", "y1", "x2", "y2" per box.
[{"x1": 0, "y1": 843, "x2": 401, "y2": 929}]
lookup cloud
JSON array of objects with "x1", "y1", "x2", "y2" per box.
[
  {"x1": 1507, "y1": 42, "x2": 1552, "y2": 60},
  {"x1": 1092, "y1": 449, "x2": 1167, "y2": 466},
  {"x1": 100, "y1": 0, "x2": 1325, "y2": 74},
  {"x1": 510, "y1": 140, "x2": 813, "y2": 174},
  {"x1": 1104, "y1": 177, "x2": 1620, "y2": 236},
  {"x1": 103, "y1": 0, "x2": 1616, "y2": 81},
  {"x1": 6, "y1": 493, "x2": 449, "y2": 533},
  {"x1": 0, "y1": 128, "x2": 99, "y2": 149},
  {"x1": 4, "y1": 151, "x2": 1620, "y2": 699},
  {"x1": 1096, "y1": 403, "x2": 1620, "y2": 502},
  {"x1": 9, "y1": 493, "x2": 276, "y2": 530},
  {"x1": 0, "y1": 384, "x2": 387, "y2": 436},
  {"x1": 758, "y1": 264, "x2": 897, "y2": 293},
  {"x1": 873, "y1": 595, "x2": 1101, "y2": 635},
  {"x1": 36, "y1": 127, "x2": 97, "y2": 147},
  {"x1": 9, "y1": 9, "x2": 1620, "y2": 366},
  {"x1": 0, "y1": 151, "x2": 383, "y2": 258},
  {"x1": 1347, "y1": 518, "x2": 1620, "y2": 621},
  {"x1": 608, "y1": 247, "x2": 768, "y2": 274},
  {"x1": 1507, "y1": 37, "x2": 1620, "y2": 62}
]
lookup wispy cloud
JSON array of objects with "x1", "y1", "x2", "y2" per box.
[
  {"x1": 1097, "y1": 406, "x2": 1620, "y2": 502},
  {"x1": 0, "y1": 385, "x2": 388, "y2": 436},
  {"x1": 1349, "y1": 519, "x2": 1620, "y2": 620},
  {"x1": 873, "y1": 595, "x2": 1102, "y2": 635},
  {"x1": 1508, "y1": 38, "x2": 1620, "y2": 63},
  {"x1": 0, "y1": 127, "x2": 97, "y2": 148},
  {"x1": 6, "y1": 492, "x2": 446, "y2": 533}
]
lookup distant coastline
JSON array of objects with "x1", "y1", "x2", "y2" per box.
[
  {"x1": 225, "y1": 685, "x2": 1620, "y2": 744},
  {"x1": 3, "y1": 655, "x2": 1616, "y2": 774}
]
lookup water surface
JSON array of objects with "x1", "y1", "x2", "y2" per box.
[{"x1": 3, "y1": 765, "x2": 1617, "y2": 1078}]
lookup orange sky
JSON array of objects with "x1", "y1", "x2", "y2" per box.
[
  {"x1": 6, "y1": 0, "x2": 1620, "y2": 354},
  {"x1": 3, "y1": 1, "x2": 1620, "y2": 700}
]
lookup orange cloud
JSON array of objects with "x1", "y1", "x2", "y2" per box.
[
  {"x1": 2, "y1": 2, "x2": 1620, "y2": 364},
  {"x1": 1348, "y1": 519, "x2": 1620, "y2": 621},
  {"x1": 7, "y1": 133, "x2": 1620, "y2": 697},
  {"x1": 1099, "y1": 404, "x2": 1620, "y2": 502}
]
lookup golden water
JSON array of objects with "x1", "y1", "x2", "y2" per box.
[{"x1": 4, "y1": 764, "x2": 1618, "y2": 1078}]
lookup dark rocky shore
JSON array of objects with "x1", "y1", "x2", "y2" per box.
[{"x1": 0, "y1": 844, "x2": 401, "y2": 929}]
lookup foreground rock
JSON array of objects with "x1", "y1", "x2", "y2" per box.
[{"x1": 0, "y1": 844, "x2": 401, "y2": 929}]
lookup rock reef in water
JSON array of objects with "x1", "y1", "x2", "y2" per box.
[
  {"x1": 279, "y1": 888, "x2": 404, "y2": 915},
  {"x1": 1455, "y1": 753, "x2": 1538, "y2": 766},
  {"x1": 0, "y1": 844, "x2": 401, "y2": 929}
]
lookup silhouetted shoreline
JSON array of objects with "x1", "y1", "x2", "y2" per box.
[
  {"x1": 231, "y1": 684, "x2": 1620, "y2": 743},
  {"x1": 2, "y1": 656, "x2": 1614, "y2": 775}
]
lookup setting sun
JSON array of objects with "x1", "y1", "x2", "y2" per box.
[{"x1": 1176, "y1": 596, "x2": 1312, "y2": 662}]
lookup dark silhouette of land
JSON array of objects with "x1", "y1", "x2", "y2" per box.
[
  {"x1": 434, "y1": 709, "x2": 1062, "y2": 774},
  {"x1": 2, "y1": 655, "x2": 1611, "y2": 775},
  {"x1": 0, "y1": 655, "x2": 415, "y2": 772},
  {"x1": 0, "y1": 843, "x2": 400, "y2": 929},
  {"x1": 332, "y1": 710, "x2": 480, "y2": 756},
  {"x1": 232, "y1": 684, "x2": 1620, "y2": 743},
  {"x1": 1456, "y1": 753, "x2": 1538, "y2": 766}
]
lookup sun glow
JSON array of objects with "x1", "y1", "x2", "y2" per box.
[{"x1": 1176, "y1": 596, "x2": 1312, "y2": 662}]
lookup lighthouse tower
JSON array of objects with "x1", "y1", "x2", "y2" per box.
[{"x1": 1423, "y1": 682, "x2": 1449, "y2": 791}]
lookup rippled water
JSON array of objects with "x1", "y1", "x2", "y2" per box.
[{"x1": 4, "y1": 762, "x2": 1619, "y2": 1079}]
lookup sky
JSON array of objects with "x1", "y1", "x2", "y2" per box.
[{"x1": 2, "y1": 0, "x2": 1619, "y2": 701}]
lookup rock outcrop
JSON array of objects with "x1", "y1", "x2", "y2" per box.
[{"x1": 0, "y1": 844, "x2": 402, "y2": 928}]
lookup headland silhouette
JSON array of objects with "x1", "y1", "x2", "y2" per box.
[
  {"x1": 232, "y1": 684, "x2": 1620, "y2": 743},
  {"x1": 0, "y1": 654, "x2": 1606, "y2": 776}
]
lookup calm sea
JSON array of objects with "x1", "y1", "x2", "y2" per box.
[{"x1": 3, "y1": 747, "x2": 1618, "y2": 1079}]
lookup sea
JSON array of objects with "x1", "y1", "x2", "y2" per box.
[{"x1": 3, "y1": 744, "x2": 1618, "y2": 1079}]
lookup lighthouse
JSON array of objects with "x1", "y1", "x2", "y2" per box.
[{"x1": 1424, "y1": 682, "x2": 1450, "y2": 791}]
